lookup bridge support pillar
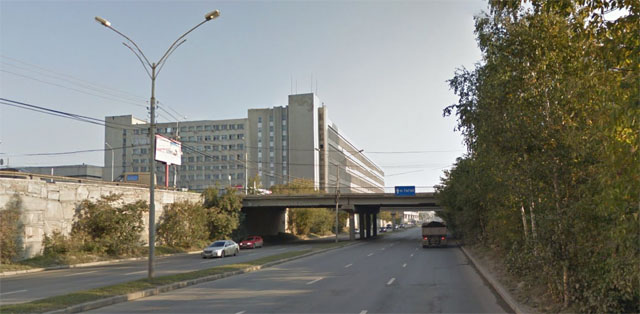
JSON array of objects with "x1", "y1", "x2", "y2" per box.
[
  {"x1": 349, "y1": 212, "x2": 355, "y2": 241},
  {"x1": 372, "y1": 213, "x2": 378, "y2": 237},
  {"x1": 358, "y1": 213, "x2": 365, "y2": 240},
  {"x1": 365, "y1": 213, "x2": 371, "y2": 239}
]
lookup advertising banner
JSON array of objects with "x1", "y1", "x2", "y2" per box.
[{"x1": 155, "y1": 135, "x2": 182, "y2": 165}]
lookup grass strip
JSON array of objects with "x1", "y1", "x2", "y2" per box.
[{"x1": 0, "y1": 250, "x2": 311, "y2": 314}]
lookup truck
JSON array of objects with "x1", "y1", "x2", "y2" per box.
[{"x1": 421, "y1": 221, "x2": 447, "y2": 248}]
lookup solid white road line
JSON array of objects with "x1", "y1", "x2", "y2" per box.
[
  {"x1": 124, "y1": 270, "x2": 146, "y2": 275},
  {"x1": 367, "y1": 253, "x2": 374, "y2": 257},
  {"x1": 306, "y1": 277, "x2": 323, "y2": 285},
  {"x1": 403, "y1": 263, "x2": 407, "y2": 268},
  {"x1": 345, "y1": 263, "x2": 353, "y2": 268},
  {"x1": 235, "y1": 311, "x2": 246, "y2": 314},
  {"x1": 63, "y1": 270, "x2": 98, "y2": 277},
  {"x1": 387, "y1": 278, "x2": 396, "y2": 285},
  {"x1": 0, "y1": 289, "x2": 27, "y2": 296},
  {"x1": 360, "y1": 311, "x2": 368, "y2": 314}
]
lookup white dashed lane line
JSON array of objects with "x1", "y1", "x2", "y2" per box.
[
  {"x1": 306, "y1": 277, "x2": 323, "y2": 285},
  {"x1": 345, "y1": 263, "x2": 353, "y2": 268},
  {"x1": 387, "y1": 278, "x2": 396, "y2": 285},
  {"x1": 403, "y1": 263, "x2": 407, "y2": 268},
  {"x1": 63, "y1": 270, "x2": 98, "y2": 277},
  {"x1": 360, "y1": 311, "x2": 368, "y2": 314},
  {"x1": 235, "y1": 311, "x2": 246, "y2": 314},
  {"x1": 0, "y1": 289, "x2": 27, "y2": 296},
  {"x1": 124, "y1": 270, "x2": 146, "y2": 275},
  {"x1": 367, "y1": 253, "x2": 374, "y2": 257}
]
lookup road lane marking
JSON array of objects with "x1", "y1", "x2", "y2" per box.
[
  {"x1": 63, "y1": 270, "x2": 98, "y2": 277},
  {"x1": 235, "y1": 311, "x2": 246, "y2": 314},
  {"x1": 410, "y1": 253, "x2": 414, "y2": 257},
  {"x1": 125, "y1": 270, "x2": 146, "y2": 275},
  {"x1": 306, "y1": 277, "x2": 323, "y2": 285},
  {"x1": 387, "y1": 278, "x2": 396, "y2": 285},
  {"x1": 367, "y1": 253, "x2": 373, "y2": 257},
  {"x1": 403, "y1": 263, "x2": 407, "y2": 268},
  {"x1": 275, "y1": 248, "x2": 287, "y2": 251},
  {"x1": 360, "y1": 311, "x2": 368, "y2": 314},
  {"x1": 344, "y1": 263, "x2": 353, "y2": 268},
  {"x1": 0, "y1": 289, "x2": 27, "y2": 296}
]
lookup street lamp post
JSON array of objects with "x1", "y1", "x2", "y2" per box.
[
  {"x1": 105, "y1": 142, "x2": 114, "y2": 181},
  {"x1": 95, "y1": 10, "x2": 220, "y2": 279}
]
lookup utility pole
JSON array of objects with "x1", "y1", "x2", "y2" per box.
[{"x1": 335, "y1": 166, "x2": 340, "y2": 243}]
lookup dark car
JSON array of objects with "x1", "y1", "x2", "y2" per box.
[{"x1": 239, "y1": 236, "x2": 263, "y2": 249}]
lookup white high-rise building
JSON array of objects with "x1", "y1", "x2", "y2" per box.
[{"x1": 104, "y1": 93, "x2": 384, "y2": 193}]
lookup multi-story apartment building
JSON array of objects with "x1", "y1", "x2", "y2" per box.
[{"x1": 104, "y1": 93, "x2": 384, "y2": 193}]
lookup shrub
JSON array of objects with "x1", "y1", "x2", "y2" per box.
[
  {"x1": 157, "y1": 201, "x2": 209, "y2": 249},
  {"x1": 0, "y1": 195, "x2": 23, "y2": 263},
  {"x1": 72, "y1": 194, "x2": 147, "y2": 256}
]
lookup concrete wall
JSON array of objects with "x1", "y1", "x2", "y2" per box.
[{"x1": 0, "y1": 177, "x2": 202, "y2": 259}]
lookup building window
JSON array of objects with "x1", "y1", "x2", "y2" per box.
[
  {"x1": 238, "y1": 134, "x2": 245, "y2": 140},
  {"x1": 180, "y1": 127, "x2": 187, "y2": 132},
  {"x1": 205, "y1": 135, "x2": 211, "y2": 141},
  {"x1": 221, "y1": 124, "x2": 227, "y2": 130},
  {"x1": 205, "y1": 125, "x2": 212, "y2": 131},
  {"x1": 258, "y1": 117, "x2": 262, "y2": 123},
  {"x1": 196, "y1": 126, "x2": 203, "y2": 131},
  {"x1": 229, "y1": 124, "x2": 236, "y2": 130},
  {"x1": 188, "y1": 126, "x2": 194, "y2": 131},
  {"x1": 237, "y1": 124, "x2": 244, "y2": 130}
]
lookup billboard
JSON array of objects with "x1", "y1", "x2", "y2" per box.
[{"x1": 155, "y1": 135, "x2": 182, "y2": 165}]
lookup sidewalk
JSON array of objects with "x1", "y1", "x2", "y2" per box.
[{"x1": 459, "y1": 245, "x2": 538, "y2": 314}]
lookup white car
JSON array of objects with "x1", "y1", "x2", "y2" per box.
[{"x1": 201, "y1": 240, "x2": 239, "y2": 258}]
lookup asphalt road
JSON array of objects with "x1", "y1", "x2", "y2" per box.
[
  {"x1": 0, "y1": 241, "x2": 321, "y2": 305},
  {"x1": 87, "y1": 228, "x2": 510, "y2": 313}
]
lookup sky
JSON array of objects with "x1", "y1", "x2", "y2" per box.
[{"x1": 0, "y1": 0, "x2": 487, "y2": 192}]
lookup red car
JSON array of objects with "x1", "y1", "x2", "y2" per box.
[{"x1": 239, "y1": 236, "x2": 263, "y2": 249}]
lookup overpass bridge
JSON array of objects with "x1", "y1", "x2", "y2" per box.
[{"x1": 242, "y1": 193, "x2": 440, "y2": 240}]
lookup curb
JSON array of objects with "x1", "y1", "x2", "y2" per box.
[
  {"x1": 459, "y1": 245, "x2": 535, "y2": 314},
  {"x1": 0, "y1": 251, "x2": 202, "y2": 278},
  {"x1": 44, "y1": 242, "x2": 360, "y2": 314}
]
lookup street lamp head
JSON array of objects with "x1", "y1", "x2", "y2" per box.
[
  {"x1": 205, "y1": 10, "x2": 220, "y2": 21},
  {"x1": 94, "y1": 16, "x2": 111, "y2": 27}
]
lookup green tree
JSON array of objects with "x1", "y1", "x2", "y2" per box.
[
  {"x1": 0, "y1": 195, "x2": 23, "y2": 263},
  {"x1": 72, "y1": 194, "x2": 147, "y2": 256},
  {"x1": 440, "y1": 1, "x2": 638, "y2": 311},
  {"x1": 157, "y1": 201, "x2": 209, "y2": 249}
]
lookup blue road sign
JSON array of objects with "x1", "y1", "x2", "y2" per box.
[{"x1": 395, "y1": 186, "x2": 416, "y2": 196}]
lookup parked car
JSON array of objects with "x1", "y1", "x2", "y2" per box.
[
  {"x1": 201, "y1": 240, "x2": 239, "y2": 258},
  {"x1": 379, "y1": 227, "x2": 387, "y2": 233},
  {"x1": 239, "y1": 236, "x2": 263, "y2": 249}
]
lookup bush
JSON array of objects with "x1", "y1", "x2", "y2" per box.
[
  {"x1": 0, "y1": 195, "x2": 23, "y2": 263},
  {"x1": 72, "y1": 194, "x2": 147, "y2": 256},
  {"x1": 157, "y1": 201, "x2": 209, "y2": 249}
]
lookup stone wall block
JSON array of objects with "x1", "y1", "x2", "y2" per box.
[
  {"x1": 45, "y1": 201, "x2": 63, "y2": 221},
  {"x1": 59, "y1": 187, "x2": 76, "y2": 202},
  {"x1": 77, "y1": 186, "x2": 89, "y2": 199},
  {"x1": 27, "y1": 182, "x2": 43, "y2": 196},
  {"x1": 22, "y1": 196, "x2": 48, "y2": 212}
]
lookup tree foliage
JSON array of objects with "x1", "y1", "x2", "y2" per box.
[
  {"x1": 437, "y1": 1, "x2": 638, "y2": 312},
  {"x1": 156, "y1": 201, "x2": 209, "y2": 249},
  {"x1": 0, "y1": 195, "x2": 23, "y2": 263},
  {"x1": 72, "y1": 194, "x2": 147, "y2": 256},
  {"x1": 271, "y1": 179, "x2": 343, "y2": 236}
]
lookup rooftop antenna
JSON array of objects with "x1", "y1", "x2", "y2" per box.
[{"x1": 290, "y1": 75, "x2": 293, "y2": 95}]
